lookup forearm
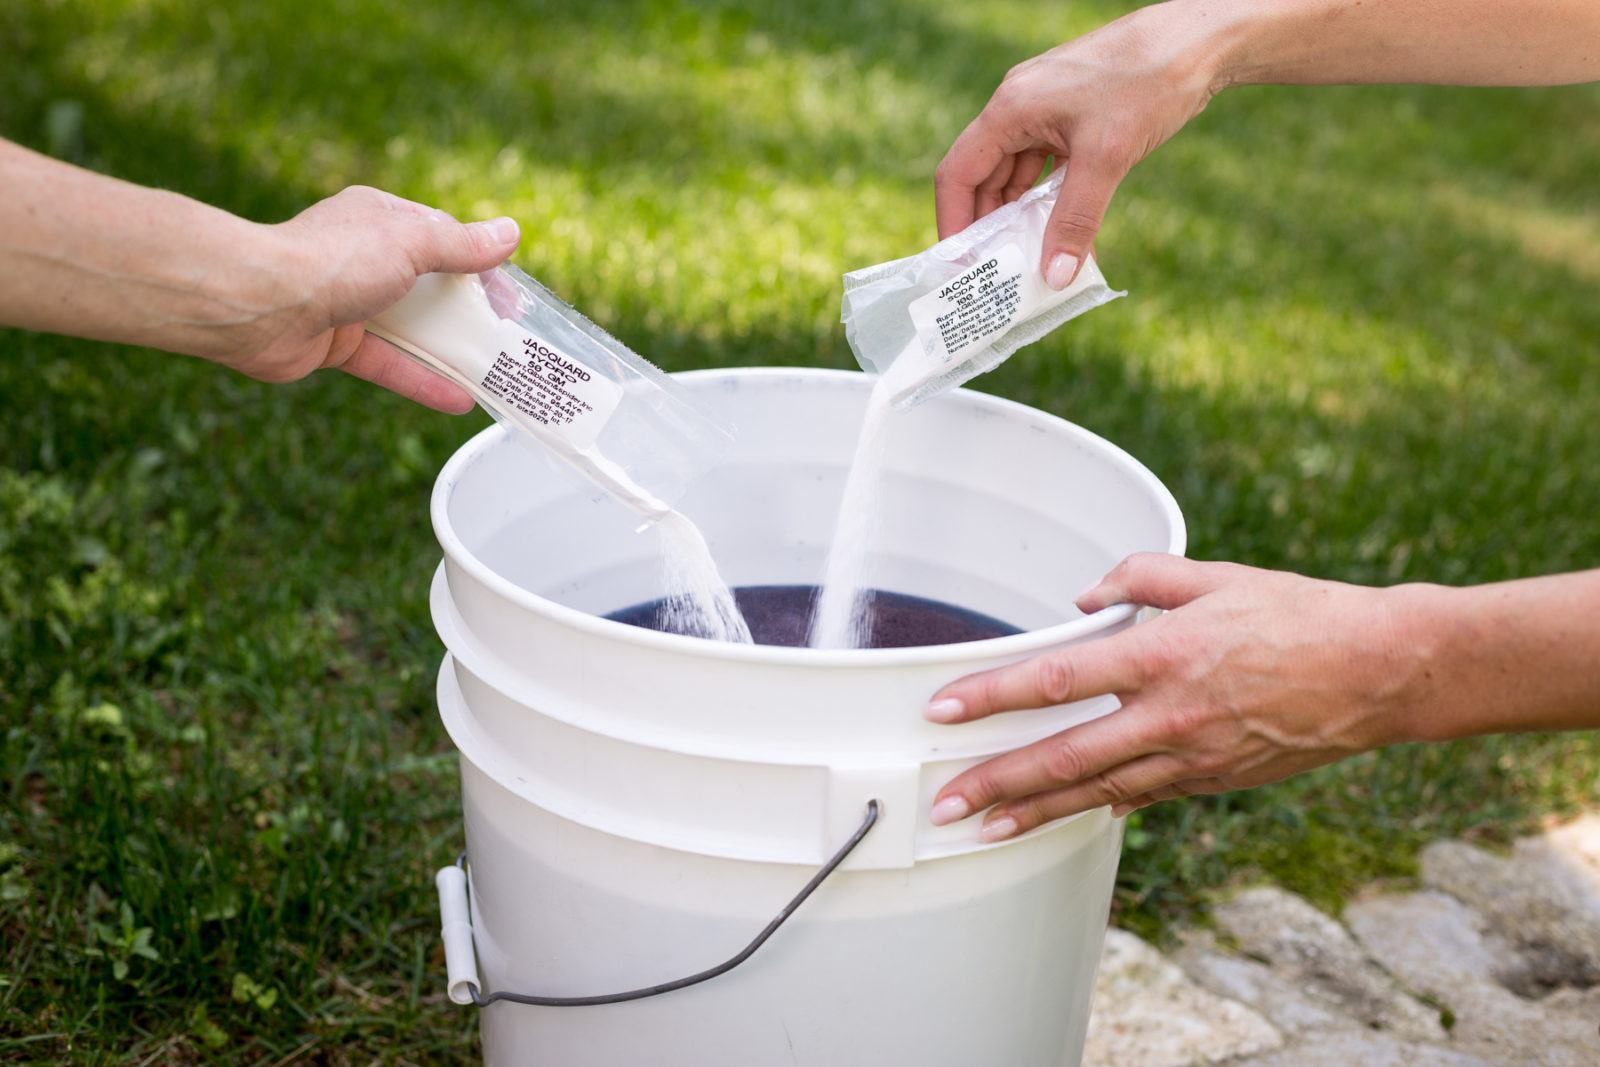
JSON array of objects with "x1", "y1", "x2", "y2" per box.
[
  {"x1": 1392, "y1": 569, "x2": 1600, "y2": 744},
  {"x1": 1147, "y1": 0, "x2": 1600, "y2": 93},
  {"x1": 0, "y1": 139, "x2": 295, "y2": 359}
]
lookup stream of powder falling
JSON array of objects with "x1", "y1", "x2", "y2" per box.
[
  {"x1": 555, "y1": 443, "x2": 749, "y2": 644},
  {"x1": 655, "y1": 508, "x2": 754, "y2": 644},
  {"x1": 808, "y1": 379, "x2": 897, "y2": 649}
]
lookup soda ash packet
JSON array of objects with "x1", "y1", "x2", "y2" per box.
[
  {"x1": 842, "y1": 168, "x2": 1125, "y2": 407},
  {"x1": 369, "y1": 266, "x2": 731, "y2": 517}
]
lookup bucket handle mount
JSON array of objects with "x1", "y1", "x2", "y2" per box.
[{"x1": 435, "y1": 799, "x2": 881, "y2": 1008}]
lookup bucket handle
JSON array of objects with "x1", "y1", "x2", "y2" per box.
[{"x1": 434, "y1": 799, "x2": 881, "y2": 1008}]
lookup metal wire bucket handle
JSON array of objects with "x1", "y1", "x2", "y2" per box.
[{"x1": 435, "y1": 799, "x2": 881, "y2": 1008}]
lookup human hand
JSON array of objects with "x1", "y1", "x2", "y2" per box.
[
  {"x1": 933, "y1": 3, "x2": 1227, "y2": 288},
  {"x1": 223, "y1": 187, "x2": 521, "y2": 413},
  {"x1": 1, "y1": 142, "x2": 522, "y2": 412},
  {"x1": 925, "y1": 553, "x2": 1424, "y2": 841}
]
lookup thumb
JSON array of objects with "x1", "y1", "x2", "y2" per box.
[
  {"x1": 1077, "y1": 553, "x2": 1244, "y2": 613},
  {"x1": 409, "y1": 213, "x2": 522, "y2": 277},
  {"x1": 1040, "y1": 157, "x2": 1120, "y2": 290}
]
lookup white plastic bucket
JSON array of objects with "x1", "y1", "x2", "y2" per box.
[{"x1": 430, "y1": 367, "x2": 1184, "y2": 1066}]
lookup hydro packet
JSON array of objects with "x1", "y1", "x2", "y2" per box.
[
  {"x1": 368, "y1": 265, "x2": 731, "y2": 519},
  {"x1": 841, "y1": 168, "x2": 1125, "y2": 407}
]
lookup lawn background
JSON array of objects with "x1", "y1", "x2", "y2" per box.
[{"x1": 3, "y1": 0, "x2": 1599, "y2": 1062}]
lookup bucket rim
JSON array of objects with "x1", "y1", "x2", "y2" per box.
[{"x1": 431, "y1": 366, "x2": 1186, "y2": 667}]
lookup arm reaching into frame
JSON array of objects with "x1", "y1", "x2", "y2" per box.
[
  {"x1": 934, "y1": 0, "x2": 1600, "y2": 289},
  {"x1": 0, "y1": 137, "x2": 522, "y2": 412},
  {"x1": 927, "y1": 554, "x2": 1600, "y2": 842}
]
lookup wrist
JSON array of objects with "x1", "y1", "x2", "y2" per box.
[
  {"x1": 1367, "y1": 580, "x2": 1460, "y2": 746},
  {"x1": 183, "y1": 216, "x2": 313, "y2": 366},
  {"x1": 1142, "y1": 0, "x2": 1265, "y2": 96}
]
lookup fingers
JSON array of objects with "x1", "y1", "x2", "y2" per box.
[
  {"x1": 1038, "y1": 153, "x2": 1123, "y2": 288},
  {"x1": 1003, "y1": 151, "x2": 1051, "y2": 204},
  {"x1": 1110, "y1": 779, "x2": 1226, "y2": 818},
  {"x1": 933, "y1": 124, "x2": 1009, "y2": 239},
  {"x1": 922, "y1": 554, "x2": 1245, "y2": 839},
  {"x1": 971, "y1": 154, "x2": 1020, "y2": 226},
  {"x1": 930, "y1": 718, "x2": 1189, "y2": 836},
  {"x1": 335, "y1": 331, "x2": 476, "y2": 414},
  {"x1": 925, "y1": 627, "x2": 1145, "y2": 724},
  {"x1": 928, "y1": 555, "x2": 1245, "y2": 725},
  {"x1": 405, "y1": 213, "x2": 521, "y2": 278},
  {"x1": 304, "y1": 186, "x2": 522, "y2": 278},
  {"x1": 1076, "y1": 553, "x2": 1250, "y2": 613},
  {"x1": 1079, "y1": 553, "x2": 1236, "y2": 612},
  {"x1": 930, "y1": 715, "x2": 1238, "y2": 840}
]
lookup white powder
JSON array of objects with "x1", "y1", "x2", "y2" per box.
[
  {"x1": 655, "y1": 510, "x2": 753, "y2": 644},
  {"x1": 370, "y1": 273, "x2": 751, "y2": 644},
  {"x1": 816, "y1": 248, "x2": 1120, "y2": 648},
  {"x1": 570, "y1": 445, "x2": 750, "y2": 644},
  {"x1": 808, "y1": 371, "x2": 903, "y2": 650}
]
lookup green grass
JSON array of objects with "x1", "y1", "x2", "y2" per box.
[{"x1": 3, "y1": 0, "x2": 1599, "y2": 1060}]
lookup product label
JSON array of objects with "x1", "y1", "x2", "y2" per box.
[
  {"x1": 477, "y1": 320, "x2": 624, "y2": 448},
  {"x1": 907, "y1": 243, "x2": 1034, "y2": 365}
]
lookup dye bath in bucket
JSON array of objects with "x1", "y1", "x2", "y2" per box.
[
  {"x1": 609, "y1": 584, "x2": 1022, "y2": 648},
  {"x1": 429, "y1": 368, "x2": 1185, "y2": 1066}
]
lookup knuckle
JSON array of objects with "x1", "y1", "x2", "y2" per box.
[
  {"x1": 1088, "y1": 766, "x2": 1135, "y2": 808},
  {"x1": 1012, "y1": 794, "x2": 1051, "y2": 832},
  {"x1": 1121, "y1": 550, "x2": 1163, "y2": 573},
  {"x1": 955, "y1": 764, "x2": 1006, "y2": 810},
  {"x1": 967, "y1": 667, "x2": 1016, "y2": 715},
  {"x1": 1133, "y1": 638, "x2": 1179, "y2": 685},
  {"x1": 989, "y1": 75, "x2": 1031, "y2": 110},
  {"x1": 1031, "y1": 654, "x2": 1080, "y2": 705},
  {"x1": 1147, "y1": 781, "x2": 1188, "y2": 802},
  {"x1": 932, "y1": 157, "x2": 962, "y2": 191},
  {"x1": 1038, "y1": 739, "x2": 1090, "y2": 785},
  {"x1": 1047, "y1": 204, "x2": 1102, "y2": 243}
]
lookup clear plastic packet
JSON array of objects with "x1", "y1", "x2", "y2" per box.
[
  {"x1": 841, "y1": 168, "x2": 1125, "y2": 408},
  {"x1": 368, "y1": 265, "x2": 732, "y2": 518}
]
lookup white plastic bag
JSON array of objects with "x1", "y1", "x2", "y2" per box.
[
  {"x1": 368, "y1": 265, "x2": 731, "y2": 518},
  {"x1": 842, "y1": 169, "x2": 1125, "y2": 407}
]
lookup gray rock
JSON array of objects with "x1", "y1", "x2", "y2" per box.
[
  {"x1": 1173, "y1": 938, "x2": 1348, "y2": 1036},
  {"x1": 1345, "y1": 890, "x2": 1544, "y2": 1057},
  {"x1": 1342, "y1": 886, "x2": 1600, "y2": 1067},
  {"x1": 1422, "y1": 828, "x2": 1600, "y2": 996},
  {"x1": 1211, "y1": 886, "x2": 1445, "y2": 1040},
  {"x1": 1083, "y1": 929, "x2": 1282, "y2": 1067},
  {"x1": 1227, "y1": 1027, "x2": 1489, "y2": 1067},
  {"x1": 1345, "y1": 889, "x2": 1510, "y2": 989},
  {"x1": 1079, "y1": 819, "x2": 1600, "y2": 1067}
]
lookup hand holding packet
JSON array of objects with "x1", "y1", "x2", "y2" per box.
[
  {"x1": 842, "y1": 168, "x2": 1125, "y2": 407},
  {"x1": 368, "y1": 265, "x2": 731, "y2": 519}
]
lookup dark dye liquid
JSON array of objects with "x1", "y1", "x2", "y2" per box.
[{"x1": 605, "y1": 584, "x2": 1024, "y2": 649}]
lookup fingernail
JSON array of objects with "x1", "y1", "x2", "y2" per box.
[
  {"x1": 1045, "y1": 252, "x2": 1079, "y2": 290},
  {"x1": 1110, "y1": 803, "x2": 1135, "y2": 818},
  {"x1": 480, "y1": 217, "x2": 520, "y2": 245},
  {"x1": 930, "y1": 795, "x2": 971, "y2": 826},
  {"x1": 979, "y1": 815, "x2": 1020, "y2": 843},
  {"x1": 924, "y1": 697, "x2": 965, "y2": 723}
]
